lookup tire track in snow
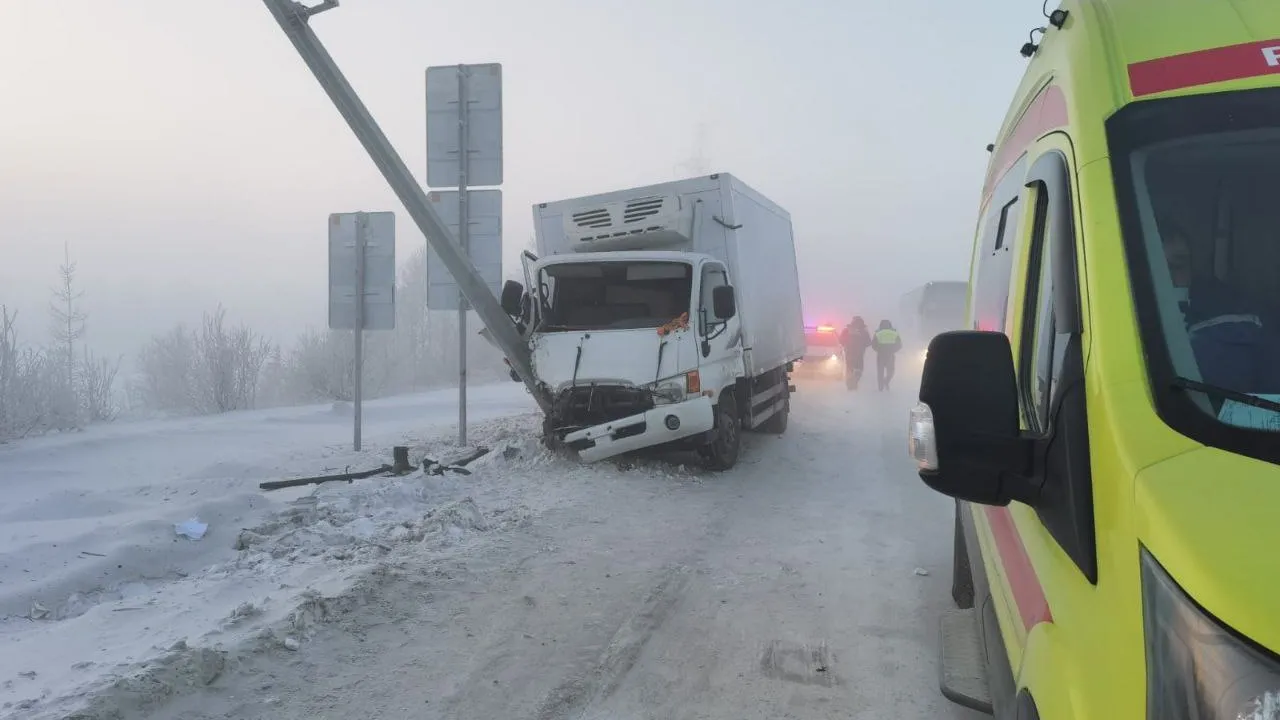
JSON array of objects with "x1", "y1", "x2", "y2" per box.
[{"x1": 533, "y1": 563, "x2": 692, "y2": 720}]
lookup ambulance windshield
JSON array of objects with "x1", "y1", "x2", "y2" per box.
[{"x1": 1110, "y1": 88, "x2": 1280, "y2": 462}]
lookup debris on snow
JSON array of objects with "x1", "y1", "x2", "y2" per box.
[
  {"x1": 913, "y1": 568, "x2": 929, "y2": 576},
  {"x1": 174, "y1": 518, "x2": 208, "y2": 541}
]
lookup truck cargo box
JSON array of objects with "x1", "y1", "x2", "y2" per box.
[{"x1": 533, "y1": 173, "x2": 805, "y2": 378}]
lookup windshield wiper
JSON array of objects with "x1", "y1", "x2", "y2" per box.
[{"x1": 1171, "y1": 376, "x2": 1280, "y2": 414}]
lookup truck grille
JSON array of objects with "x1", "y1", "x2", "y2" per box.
[{"x1": 552, "y1": 385, "x2": 654, "y2": 428}]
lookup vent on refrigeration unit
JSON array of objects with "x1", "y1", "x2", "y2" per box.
[{"x1": 563, "y1": 195, "x2": 693, "y2": 250}]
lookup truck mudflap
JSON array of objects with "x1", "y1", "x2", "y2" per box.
[{"x1": 563, "y1": 396, "x2": 715, "y2": 463}]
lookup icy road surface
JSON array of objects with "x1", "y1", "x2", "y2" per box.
[{"x1": 1, "y1": 374, "x2": 985, "y2": 719}]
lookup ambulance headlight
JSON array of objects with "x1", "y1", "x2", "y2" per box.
[{"x1": 1142, "y1": 549, "x2": 1280, "y2": 719}]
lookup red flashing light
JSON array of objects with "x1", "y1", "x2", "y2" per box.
[{"x1": 816, "y1": 324, "x2": 835, "y2": 334}]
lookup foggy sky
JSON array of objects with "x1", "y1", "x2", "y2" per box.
[{"x1": 1, "y1": 0, "x2": 1039, "y2": 364}]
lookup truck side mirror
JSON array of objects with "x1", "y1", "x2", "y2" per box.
[
  {"x1": 909, "y1": 331, "x2": 1037, "y2": 506},
  {"x1": 712, "y1": 285, "x2": 736, "y2": 320},
  {"x1": 500, "y1": 280, "x2": 524, "y2": 317}
]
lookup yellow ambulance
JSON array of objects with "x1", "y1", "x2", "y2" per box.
[{"x1": 907, "y1": 0, "x2": 1280, "y2": 717}]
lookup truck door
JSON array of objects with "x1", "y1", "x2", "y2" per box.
[{"x1": 696, "y1": 261, "x2": 741, "y2": 389}]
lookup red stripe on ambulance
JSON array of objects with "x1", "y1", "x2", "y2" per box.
[
  {"x1": 982, "y1": 84, "x2": 1068, "y2": 204},
  {"x1": 983, "y1": 505, "x2": 1053, "y2": 632},
  {"x1": 1128, "y1": 40, "x2": 1280, "y2": 97}
]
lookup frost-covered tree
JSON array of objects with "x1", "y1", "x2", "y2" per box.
[
  {"x1": 48, "y1": 244, "x2": 87, "y2": 427},
  {"x1": 136, "y1": 324, "x2": 198, "y2": 415},
  {"x1": 0, "y1": 307, "x2": 53, "y2": 441},
  {"x1": 78, "y1": 348, "x2": 120, "y2": 423},
  {"x1": 135, "y1": 306, "x2": 273, "y2": 415},
  {"x1": 195, "y1": 305, "x2": 273, "y2": 413}
]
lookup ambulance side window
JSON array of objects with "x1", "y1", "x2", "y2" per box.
[
  {"x1": 1023, "y1": 192, "x2": 1058, "y2": 432},
  {"x1": 971, "y1": 156, "x2": 1028, "y2": 334}
]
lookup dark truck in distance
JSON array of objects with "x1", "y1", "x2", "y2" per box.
[{"x1": 899, "y1": 281, "x2": 968, "y2": 364}]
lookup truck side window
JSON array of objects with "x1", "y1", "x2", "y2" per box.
[{"x1": 699, "y1": 263, "x2": 729, "y2": 334}]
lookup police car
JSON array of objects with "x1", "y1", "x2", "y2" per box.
[{"x1": 794, "y1": 322, "x2": 844, "y2": 378}]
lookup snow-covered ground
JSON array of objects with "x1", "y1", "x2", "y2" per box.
[
  {"x1": 1, "y1": 375, "x2": 984, "y2": 719},
  {"x1": 0, "y1": 383, "x2": 537, "y2": 719}
]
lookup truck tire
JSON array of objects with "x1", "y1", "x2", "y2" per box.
[{"x1": 700, "y1": 391, "x2": 741, "y2": 471}]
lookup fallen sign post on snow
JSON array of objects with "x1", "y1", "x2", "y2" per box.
[
  {"x1": 259, "y1": 464, "x2": 394, "y2": 491},
  {"x1": 258, "y1": 446, "x2": 492, "y2": 491},
  {"x1": 422, "y1": 446, "x2": 490, "y2": 476}
]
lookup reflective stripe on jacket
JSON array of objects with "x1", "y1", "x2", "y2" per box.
[{"x1": 873, "y1": 328, "x2": 902, "y2": 353}]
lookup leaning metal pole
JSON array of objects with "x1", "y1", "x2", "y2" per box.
[{"x1": 260, "y1": 0, "x2": 550, "y2": 413}]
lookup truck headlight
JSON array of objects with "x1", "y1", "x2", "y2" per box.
[
  {"x1": 1142, "y1": 548, "x2": 1280, "y2": 719},
  {"x1": 651, "y1": 378, "x2": 686, "y2": 405}
]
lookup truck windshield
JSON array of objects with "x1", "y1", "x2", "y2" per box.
[
  {"x1": 537, "y1": 261, "x2": 693, "y2": 331},
  {"x1": 1109, "y1": 87, "x2": 1280, "y2": 464}
]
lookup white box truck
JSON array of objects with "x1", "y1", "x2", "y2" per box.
[{"x1": 496, "y1": 172, "x2": 805, "y2": 470}]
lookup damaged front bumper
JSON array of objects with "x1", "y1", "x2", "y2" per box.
[{"x1": 563, "y1": 396, "x2": 715, "y2": 463}]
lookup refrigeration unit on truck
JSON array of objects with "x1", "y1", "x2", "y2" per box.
[{"x1": 497, "y1": 172, "x2": 806, "y2": 470}]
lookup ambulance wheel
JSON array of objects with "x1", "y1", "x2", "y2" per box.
[
  {"x1": 700, "y1": 391, "x2": 741, "y2": 471},
  {"x1": 952, "y1": 502, "x2": 975, "y2": 609}
]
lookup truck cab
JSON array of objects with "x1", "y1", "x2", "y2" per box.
[
  {"x1": 512, "y1": 250, "x2": 741, "y2": 465},
  {"x1": 908, "y1": 1, "x2": 1280, "y2": 717}
]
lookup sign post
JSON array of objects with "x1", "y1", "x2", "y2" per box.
[
  {"x1": 329, "y1": 210, "x2": 396, "y2": 451},
  {"x1": 354, "y1": 214, "x2": 365, "y2": 450},
  {"x1": 426, "y1": 62, "x2": 503, "y2": 445},
  {"x1": 456, "y1": 67, "x2": 470, "y2": 447}
]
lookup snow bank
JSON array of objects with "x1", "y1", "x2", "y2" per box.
[{"x1": 0, "y1": 386, "x2": 543, "y2": 719}]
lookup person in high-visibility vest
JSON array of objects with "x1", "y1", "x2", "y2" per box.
[{"x1": 871, "y1": 319, "x2": 903, "y2": 391}]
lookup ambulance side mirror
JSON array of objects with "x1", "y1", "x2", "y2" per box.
[{"x1": 908, "y1": 331, "x2": 1038, "y2": 506}]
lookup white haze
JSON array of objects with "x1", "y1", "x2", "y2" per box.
[{"x1": 1, "y1": 0, "x2": 1038, "y2": 412}]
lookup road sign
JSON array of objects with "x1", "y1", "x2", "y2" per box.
[
  {"x1": 328, "y1": 211, "x2": 396, "y2": 331},
  {"x1": 426, "y1": 62, "x2": 505, "y2": 446},
  {"x1": 327, "y1": 208, "x2": 391, "y2": 330},
  {"x1": 328, "y1": 210, "x2": 395, "y2": 452},
  {"x1": 426, "y1": 63, "x2": 503, "y2": 188},
  {"x1": 426, "y1": 190, "x2": 503, "y2": 311}
]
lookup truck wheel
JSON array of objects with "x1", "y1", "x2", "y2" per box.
[{"x1": 700, "y1": 391, "x2": 741, "y2": 471}]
